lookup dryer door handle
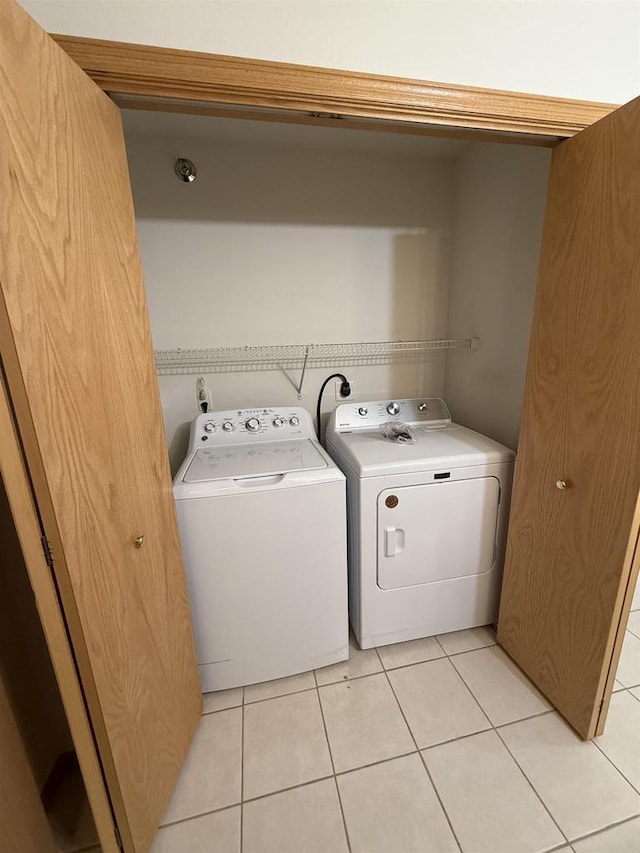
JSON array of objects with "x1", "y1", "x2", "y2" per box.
[{"x1": 384, "y1": 526, "x2": 405, "y2": 557}]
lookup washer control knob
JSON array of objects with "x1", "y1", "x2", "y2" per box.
[
  {"x1": 273, "y1": 417, "x2": 285, "y2": 428},
  {"x1": 418, "y1": 402, "x2": 428, "y2": 412},
  {"x1": 222, "y1": 421, "x2": 234, "y2": 432},
  {"x1": 358, "y1": 406, "x2": 368, "y2": 416},
  {"x1": 204, "y1": 422, "x2": 216, "y2": 432},
  {"x1": 387, "y1": 402, "x2": 400, "y2": 416},
  {"x1": 289, "y1": 415, "x2": 300, "y2": 427},
  {"x1": 246, "y1": 417, "x2": 260, "y2": 432}
]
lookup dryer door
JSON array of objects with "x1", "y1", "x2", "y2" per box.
[{"x1": 377, "y1": 477, "x2": 500, "y2": 590}]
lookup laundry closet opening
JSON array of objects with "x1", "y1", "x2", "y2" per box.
[{"x1": 120, "y1": 110, "x2": 551, "y2": 472}]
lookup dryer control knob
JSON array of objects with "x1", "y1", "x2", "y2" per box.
[
  {"x1": 289, "y1": 416, "x2": 300, "y2": 427},
  {"x1": 222, "y1": 421, "x2": 234, "y2": 432},
  {"x1": 273, "y1": 417, "x2": 285, "y2": 428},
  {"x1": 387, "y1": 402, "x2": 400, "y2": 415},
  {"x1": 246, "y1": 417, "x2": 260, "y2": 432},
  {"x1": 358, "y1": 407, "x2": 368, "y2": 416},
  {"x1": 204, "y1": 422, "x2": 216, "y2": 432}
]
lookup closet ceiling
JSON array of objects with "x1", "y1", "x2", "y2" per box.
[{"x1": 121, "y1": 110, "x2": 468, "y2": 158}]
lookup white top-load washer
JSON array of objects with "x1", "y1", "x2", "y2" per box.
[
  {"x1": 325, "y1": 398, "x2": 515, "y2": 649},
  {"x1": 174, "y1": 406, "x2": 348, "y2": 692}
]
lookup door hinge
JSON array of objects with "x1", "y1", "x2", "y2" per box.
[
  {"x1": 41, "y1": 536, "x2": 54, "y2": 568},
  {"x1": 115, "y1": 825, "x2": 124, "y2": 851}
]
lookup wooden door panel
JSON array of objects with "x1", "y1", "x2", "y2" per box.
[
  {"x1": 0, "y1": 1, "x2": 201, "y2": 849},
  {"x1": 498, "y1": 96, "x2": 640, "y2": 738},
  {"x1": 0, "y1": 670, "x2": 57, "y2": 853},
  {"x1": 0, "y1": 376, "x2": 119, "y2": 853}
]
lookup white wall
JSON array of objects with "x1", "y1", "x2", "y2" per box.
[
  {"x1": 21, "y1": 1, "x2": 640, "y2": 103},
  {"x1": 444, "y1": 143, "x2": 551, "y2": 450},
  {"x1": 124, "y1": 118, "x2": 454, "y2": 470}
]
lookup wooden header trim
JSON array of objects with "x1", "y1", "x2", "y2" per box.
[{"x1": 52, "y1": 34, "x2": 616, "y2": 142}]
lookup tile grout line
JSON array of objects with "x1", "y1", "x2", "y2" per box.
[
  {"x1": 240, "y1": 689, "x2": 245, "y2": 853},
  {"x1": 425, "y1": 653, "x2": 571, "y2": 850},
  {"x1": 434, "y1": 634, "x2": 448, "y2": 658},
  {"x1": 438, "y1": 651, "x2": 495, "y2": 731},
  {"x1": 413, "y1": 707, "x2": 558, "y2": 756},
  {"x1": 377, "y1": 638, "x2": 495, "y2": 674},
  {"x1": 201, "y1": 637, "x2": 500, "y2": 716},
  {"x1": 242, "y1": 682, "x2": 317, "y2": 706},
  {"x1": 240, "y1": 773, "x2": 336, "y2": 808},
  {"x1": 492, "y1": 686, "x2": 640, "y2": 821},
  {"x1": 567, "y1": 812, "x2": 640, "y2": 846},
  {"x1": 618, "y1": 681, "x2": 640, "y2": 692},
  {"x1": 591, "y1": 735, "x2": 640, "y2": 796},
  {"x1": 156, "y1": 803, "x2": 240, "y2": 832},
  {"x1": 493, "y1": 708, "x2": 556, "y2": 730},
  {"x1": 156, "y1": 706, "x2": 640, "y2": 836},
  {"x1": 381, "y1": 665, "x2": 464, "y2": 853},
  {"x1": 445, "y1": 645, "x2": 552, "y2": 738},
  {"x1": 161, "y1": 741, "x2": 518, "y2": 836},
  {"x1": 447, "y1": 644, "x2": 557, "y2": 737},
  {"x1": 314, "y1": 669, "x2": 353, "y2": 853},
  {"x1": 493, "y1": 726, "x2": 570, "y2": 848},
  {"x1": 240, "y1": 750, "x2": 434, "y2": 813},
  {"x1": 468, "y1": 656, "x2": 635, "y2": 850},
  {"x1": 196, "y1": 632, "x2": 593, "y2": 851},
  {"x1": 332, "y1": 748, "x2": 420, "y2": 781},
  {"x1": 179, "y1": 629, "x2": 639, "y2": 846}
]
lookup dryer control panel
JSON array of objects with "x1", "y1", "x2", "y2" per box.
[
  {"x1": 188, "y1": 406, "x2": 315, "y2": 449},
  {"x1": 333, "y1": 398, "x2": 451, "y2": 431}
]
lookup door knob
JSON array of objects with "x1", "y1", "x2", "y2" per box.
[
  {"x1": 134, "y1": 535, "x2": 145, "y2": 548},
  {"x1": 556, "y1": 480, "x2": 568, "y2": 490}
]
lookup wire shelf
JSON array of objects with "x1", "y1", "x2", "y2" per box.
[{"x1": 154, "y1": 338, "x2": 477, "y2": 376}]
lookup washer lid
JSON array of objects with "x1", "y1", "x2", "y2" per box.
[
  {"x1": 327, "y1": 424, "x2": 515, "y2": 477},
  {"x1": 182, "y1": 438, "x2": 328, "y2": 482}
]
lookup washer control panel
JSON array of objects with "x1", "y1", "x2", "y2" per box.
[
  {"x1": 189, "y1": 406, "x2": 315, "y2": 448},
  {"x1": 333, "y1": 398, "x2": 451, "y2": 431}
]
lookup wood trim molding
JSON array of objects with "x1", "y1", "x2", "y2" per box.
[{"x1": 52, "y1": 34, "x2": 617, "y2": 142}]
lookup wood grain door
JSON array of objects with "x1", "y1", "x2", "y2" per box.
[
  {"x1": 498, "y1": 95, "x2": 640, "y2": 740},
  {"x1": 0, "y1": 1, "x2": 202, "y2": 850},
  {"x1": 0, "y1": 669, "x2": 57, "y2": 853}
]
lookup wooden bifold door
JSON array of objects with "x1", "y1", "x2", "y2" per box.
[
  {"x1": 498, "y1": 95, "x2": 640, "y2": 739},
  {"x1": 0, "y1": 0, "x2": 201, "y2": 850}
]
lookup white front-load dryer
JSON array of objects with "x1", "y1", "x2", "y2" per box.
[
  {"x1": 174, "y1": 407, "x2": 348, "y2": 692},
  {"x1": 325, "y1": 398, "x2": 515, "y2": 649}
]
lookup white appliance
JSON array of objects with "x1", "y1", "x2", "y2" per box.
[
  {"x1": 325, "y1": 398, "x2": 515, "y2": 649},
  {"x1": 174, "y1": 406, "x2": 348, "y2": 692}
]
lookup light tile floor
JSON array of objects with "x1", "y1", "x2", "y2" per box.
[{"x1": 154, "y1": 618, "x2": 640, "y2": 853}]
